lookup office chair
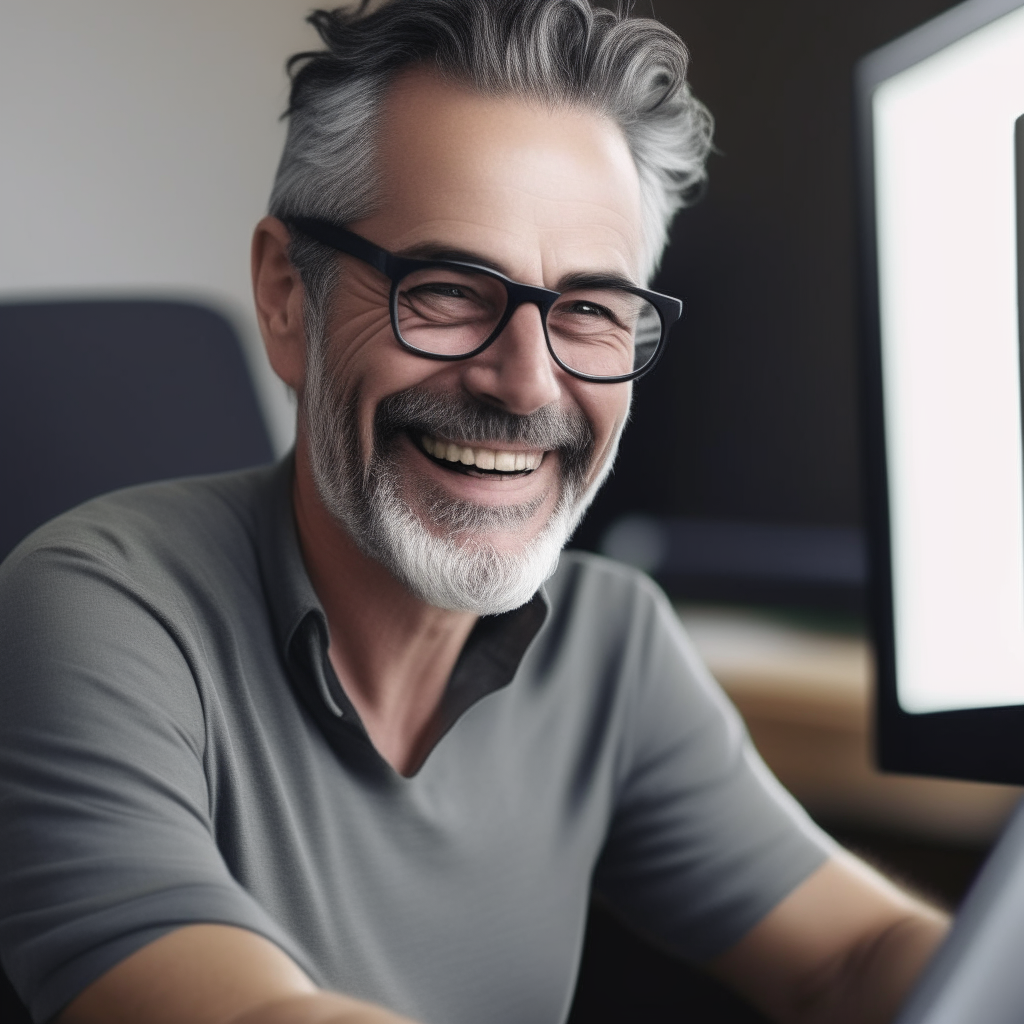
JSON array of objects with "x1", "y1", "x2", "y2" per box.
[
  {"x1": 0, "y1": 298, "x2": 275, "y2": 562},
  {"x1": 0, "y1": 297, "x2": 275, "y2": 1022}
]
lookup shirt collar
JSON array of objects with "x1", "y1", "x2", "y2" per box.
[{"x1": 254, "y1": 453, "x2": 326, "y2": 653}]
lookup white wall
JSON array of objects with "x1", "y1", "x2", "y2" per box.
[{"x1": 0, "y1": 1, "x2": 326, "y2": 453}]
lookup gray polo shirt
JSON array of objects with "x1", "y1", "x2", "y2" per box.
[{"x1": 0, "y1": 458, "x2": 832, "y2": 1024}]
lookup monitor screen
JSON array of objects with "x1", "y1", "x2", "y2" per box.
[{"x1": 857, "y1": 0, "x2": 1024, "y2": 782}]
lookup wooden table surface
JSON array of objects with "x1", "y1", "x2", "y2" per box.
[{"x1": 677, "y1": 605, "x2": 1023, "y2": 846}]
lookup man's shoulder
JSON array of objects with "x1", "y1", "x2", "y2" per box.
[
  {"x1": 547, "y1": 548, "x2": 668, "y2": 611},
  {"x1": 539, "y1": 549, "x2": 677, "y2": 655},
  {"x1": 0, "y1": 461, "x2": 282, "y2": 596}
]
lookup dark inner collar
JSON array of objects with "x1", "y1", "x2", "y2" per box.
[{"x1": 287, "y1": 591, "x2": 549, "y2": 777}]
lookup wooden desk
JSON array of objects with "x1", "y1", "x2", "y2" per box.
[{"x1": 677, "y1": 606, "x2": 1023, "y2": 845}]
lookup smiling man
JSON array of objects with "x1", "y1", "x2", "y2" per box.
[
  {"x1": 0, "y1": 3, "x2": 946, "y2": 1024},
  {"x1": 263, "y1": 65, "x2": 658, "y2": 776}
]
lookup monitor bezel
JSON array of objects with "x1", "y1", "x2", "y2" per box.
[{"x1": 855, "y1": 0, "x2": 1024, "y2": 785}]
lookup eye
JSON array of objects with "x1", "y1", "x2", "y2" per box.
[
  {"x1": 411, "y1": 282, "x2": 471, "y2": 299},
  {"x1": 563, "y1": 300, "x2": 613, "y2": 319},
  {"x1": 558, "y1": 299, "x2": 626, "y2": 329}
]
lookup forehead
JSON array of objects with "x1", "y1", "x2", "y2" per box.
[{"x1": 358, "y1": 68, "x2": 644, "y2": 281}]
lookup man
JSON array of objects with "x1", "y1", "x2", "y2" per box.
[{"x1": 0, "y1": 2, "x2": 946, "y2": 1023}]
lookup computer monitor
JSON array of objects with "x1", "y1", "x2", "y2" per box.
[{"x1": 856, "y1": 0, "x2": 1024, "y2": 784}]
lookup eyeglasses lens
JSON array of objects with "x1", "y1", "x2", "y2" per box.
[
  {"x1": 396, "y1": 267, "x2": 507, "y2": 357},
  {"x1": 547, "y1": 288, "x2": 662, "y2": 378},
  {"x1": 395, "y1": 268, "x2": 661, "y2": 378}
]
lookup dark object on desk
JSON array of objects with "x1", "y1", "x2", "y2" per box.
[
  {"x1": 0, "y1": 298, "x2": 274, "y2": 563},
  {"x1": 894, "y1": 797, "x2": 1024, "y2": 1023},
  {"x1": 568, "y1": 901, "x2": 769, "y2": 1024},
  {"x1": 0, "y1": 967, "x2": 30, "y2": 1024}
]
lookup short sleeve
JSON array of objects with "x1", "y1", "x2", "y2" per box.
[
  {"x1": 592, "y1": 578, "x2": 836, "y2": 962},
  {"x1": 0, "y1": 535, "x2": 300, "y2": 1023}
]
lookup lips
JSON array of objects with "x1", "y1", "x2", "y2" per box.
[{"x1": 373, "y1": 386, "x2": 593, "y2": 492}]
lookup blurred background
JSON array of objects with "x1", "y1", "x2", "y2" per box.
[
  {"x1": 2, "y1": 2, "x2": 1022, "y2": 1022},
  {"x1": 574, "y1": 0, "x2": 968, "y2": 615}
]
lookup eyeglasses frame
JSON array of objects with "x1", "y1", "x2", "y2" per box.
[{"x1": 286, "y1": 216, "x2": 683, "y2": 384}]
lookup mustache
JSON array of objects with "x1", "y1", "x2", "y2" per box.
[{"x1": 374, "y1": 387, "x2": 594, "y2": 465}]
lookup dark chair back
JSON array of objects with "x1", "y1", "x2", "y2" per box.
[
  {"x1": 0, "y1": 298, "x2": 276, "y2": 1020},
  {"x1": 0, "y1": 299, "x2": 275, "y2": 562}
]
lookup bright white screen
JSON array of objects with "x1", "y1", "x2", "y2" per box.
[{"x1": 874, "y1": 6, "x2": 1024, "y2": 712}]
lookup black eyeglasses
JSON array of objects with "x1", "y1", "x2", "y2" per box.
[{"x1": 287, "y1": 216, "x2": 682, "y2": 383}]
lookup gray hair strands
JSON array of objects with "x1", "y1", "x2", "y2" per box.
[{"x1": 269, "y1": 0, "x2": 713, "y2": 314}]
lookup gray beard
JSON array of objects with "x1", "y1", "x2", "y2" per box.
[{"x1": 301, "y1": 324, "x2": 621, "y2": 615}]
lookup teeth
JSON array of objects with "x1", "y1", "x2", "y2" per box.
[{"x1": 419, "y1": 434, "x2": 542, "y2": 473}]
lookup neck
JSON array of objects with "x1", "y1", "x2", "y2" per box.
[{"x1": 292, "y1": 440, "x2": 477, "y2": 776}]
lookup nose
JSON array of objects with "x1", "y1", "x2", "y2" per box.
[{"x1": 459, "y1": 301, "x2": 562, "y2": 415}]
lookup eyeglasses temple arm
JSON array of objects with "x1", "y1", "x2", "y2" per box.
[{"x1": 286, "y1": 217, "x2": 392, "y2": 277}]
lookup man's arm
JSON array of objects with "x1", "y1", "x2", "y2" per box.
[
  {"x1": 710, "y1": 852, "x2": 949, "y2": 1024},
  {"x1": 56, "y1": 925, "x2": 419, "y2": 1024}
]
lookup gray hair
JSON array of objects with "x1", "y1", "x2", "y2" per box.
[{"x1": 269, "y1": 0, "x2": 713, "y2": 325}]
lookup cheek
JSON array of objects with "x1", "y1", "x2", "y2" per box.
[
  {"x1": 578, "y1": 384, "x2": 631, "y2": 457},
  {"x1": 310, "y1": 311, "x2": 391, "y2": 460},
  {"x1": 323, "y1": 317, "x2": 464, "y2": 458},
  {"x1": 322, "y1": 308, "x2": 393, "y2": 382}
]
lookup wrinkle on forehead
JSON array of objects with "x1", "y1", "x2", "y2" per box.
[{"x1": 356, "y1": 67, "x2": 644, "y2": 287}]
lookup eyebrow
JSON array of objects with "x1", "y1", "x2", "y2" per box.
[
  {"x1": 395, "y1": 242, "x2": 510, "y2": 275},
  {"x1": 394, "y1": 242, "x2": 640, "y2": 292},
  {"x1": 557, "y1": 270, "x2": 639, "y2": 291}
]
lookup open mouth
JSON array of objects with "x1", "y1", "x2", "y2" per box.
[{"x1": 414, "y1": 432, "x2": 545, "y2": 477}]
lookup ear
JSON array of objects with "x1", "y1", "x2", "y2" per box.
[{"x1": 252, "y1": 216, "x2": 308, "y2": 392}]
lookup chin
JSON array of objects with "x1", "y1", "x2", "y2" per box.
[{"x1": 375, "y1": 489, "x2": 574, "y2": 615}]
